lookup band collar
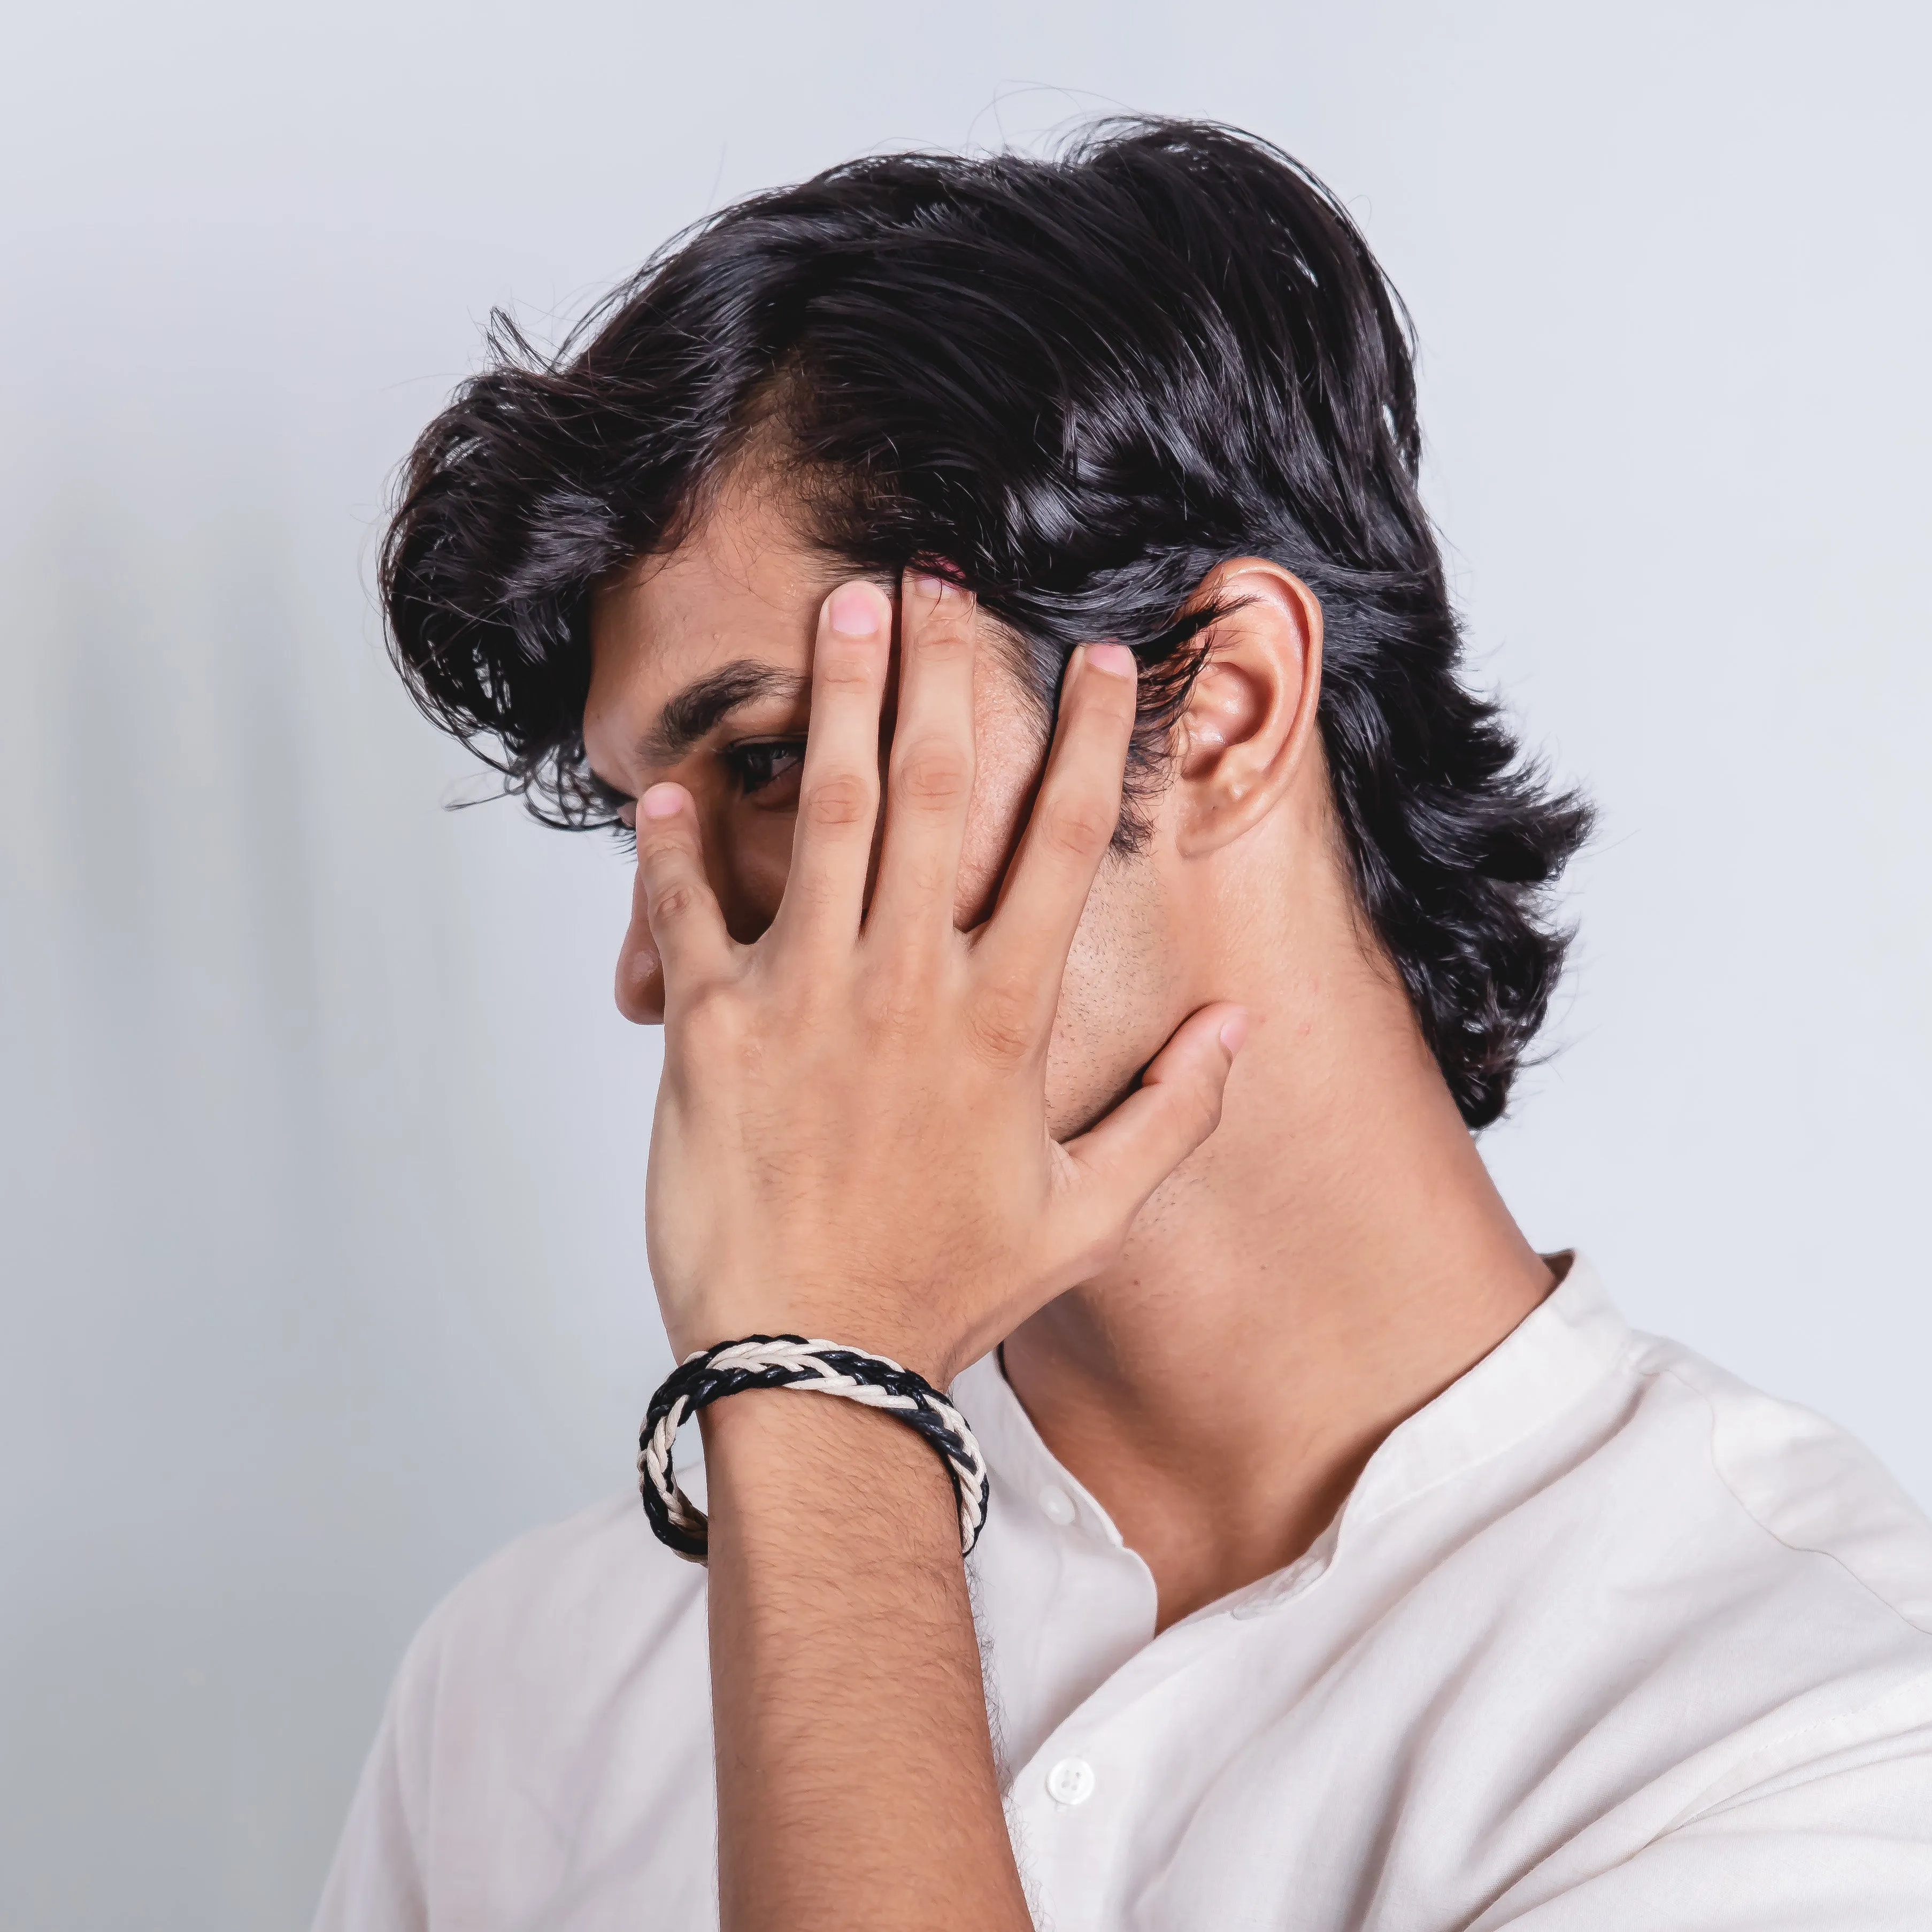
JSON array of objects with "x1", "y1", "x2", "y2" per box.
[
  {"x1": 954, "y1": 1254, "x2": 1633, "y2": 1561},
  {"x1": 1339, "y1": 1252, "x2": 1633, "y2": 1530}
]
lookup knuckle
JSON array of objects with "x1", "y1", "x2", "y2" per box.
[
  {"x1": 965, "y1": 980, "x2": 1037, "y2": 1066},
  {"x1": 649, "y1": 879, "x2": 699, "y2": 925},
  {"x1": 803, "y1": 771, "x2": 874, "y2": 830},
  {"x1": 1038, "y1": 792, "x2": 1118, "y2": 861},
  {"x1": 818, "y1": 648, "x2": 881, "y2": 690},
  {"x1": 894, "y1": 741, "x2": 971, "y2": 810},
  {"x1": 915, "y1": 612, "x2": 974, "y2": 657},
  {"x1": 864, "y1": 977, "x2": 928, "y2": 1043},
  {"x1": 1167, "y1": 1070, "x2": 1225, "y2": 1146},
  {"x1": 679, "y1": 978, "x2": 739, "y2": 1038}
]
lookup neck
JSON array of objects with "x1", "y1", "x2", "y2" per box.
[{"x1": 1002, "y1": 873, "x2": 1553, "y2": 1630}]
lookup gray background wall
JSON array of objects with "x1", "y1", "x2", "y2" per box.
[{"x1": 2, "y1": 3, "x2": 1926, "y2": 1926}]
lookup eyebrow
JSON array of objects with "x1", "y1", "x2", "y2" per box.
[{"x1": 640, "y1": 659, "x2": 809, "y2": 766}]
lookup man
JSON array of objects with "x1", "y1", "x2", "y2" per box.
[{"x1": 318, "y1": 121, "x2": 1932, "y2": 1929}]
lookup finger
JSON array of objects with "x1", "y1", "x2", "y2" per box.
[
  {"x1": 973, "y1": 642, "x2": 1138, "y2": 1015},
  {"x1": 867, "y1": 572, "x2": 977, "y2": 943},
  {"x1": 634, "y1": 782, "x2": 735, "y2": 996},
  {"x1": 1061, "y1": 1003, "x2": 1247, "y2": 1222},
  {"x1": 775, "y1": 580, "x2": 892, "y2": 948}
]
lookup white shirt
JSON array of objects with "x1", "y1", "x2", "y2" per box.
[{"x1": 316, "y1": 1258, "x2": 1932, "y2": 1929}]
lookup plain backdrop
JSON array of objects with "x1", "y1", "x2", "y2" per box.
[{"x1": 2, "y1": 3, "x2": 1927, "y2": 1926}]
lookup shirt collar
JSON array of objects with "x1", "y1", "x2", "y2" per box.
[
  {"x1": 1340, "y1": 1252, "x2": 1631, "y2": 1527},
  {"x1": 954, "y1": 1342, "x2": 1130, "y2": 1550},
  {"x1": 954, "y1": 1252, "x2": 1632, "y2": 1580}
]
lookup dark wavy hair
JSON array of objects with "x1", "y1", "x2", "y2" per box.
[{"x1": 381, "y1": 118, "x2": 1590, "y2": 1129}]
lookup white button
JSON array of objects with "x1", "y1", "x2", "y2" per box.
[
  {"x1": 1045, "y1": 1757, "x2": 1095, "y2": 1806},
  {"x1": 1037, "y1": 1484, "x2": 1076, "y2": 1526}
]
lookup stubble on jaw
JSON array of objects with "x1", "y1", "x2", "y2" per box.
[
  {"x1": 943, "y1": 621, "x2": 1183, "y2": 1149},
  {"x1": 1045, "y1": 851, "x2": 1183, "y2": 1144}
]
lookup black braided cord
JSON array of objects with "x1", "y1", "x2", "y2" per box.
[{"x1": 637, "y1": 1334, "x2": 993, "y2": 1564}]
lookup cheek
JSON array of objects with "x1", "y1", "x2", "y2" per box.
[
  {"x1": 953, "y1": 665, "x2": 1178, "y2": 1136},
  {"x1": 954, "y1": 680, "x2": 1046, "y2": 928},
  {"x1": 1042, "y1": 859, "x2": 1177, "y2": 1139},
  {"x1": 955, "y1": 791, "x2": 1027, "y2": 928},
  {"x1": 719, "y1": 812, "x2": 799, "y2": 942}
]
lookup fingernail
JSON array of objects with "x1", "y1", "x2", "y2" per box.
[
  {"x1": 827, "y1": 582, "x2": 885, "y2": 636},
  {"x1": 640, "y1": 783, "x2": 685, "y2": 821},
  {"x1": 910, "y1": 570, "x2": 958, "y2": 605},
  {"x1": 1086, "y1": 641, "x2": 1137, "y2": 680},
  {"x1": 1219, "y1": 1009, "x2": 1249, "y2": 1055}
]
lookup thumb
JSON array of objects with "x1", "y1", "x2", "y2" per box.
[{"x1": 1061, "y1": 1002, "x2": 1247, "y2": 1220}]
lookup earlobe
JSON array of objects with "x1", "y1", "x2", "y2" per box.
[{"x1": 1172, "y1": 561, "x2": 1323, "y2": 857}]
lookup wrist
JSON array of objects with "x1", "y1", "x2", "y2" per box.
[
  {"x1": 639, "y1": 1334, "x2": 992, "y2": 1562},
  {"x1": 699, "y1": 1388, "x2": 963, "y2": 1562},
  {"x1": 661, "y1": 1300, "x2": 964, "y2": 1390}
]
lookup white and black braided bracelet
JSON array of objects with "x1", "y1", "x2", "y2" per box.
[{"x1": 637, "y1": 1335, "x2": 992, "y2": 1564}]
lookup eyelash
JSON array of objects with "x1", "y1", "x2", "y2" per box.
[
  {"x1": 589, "y1": 735, "x2": 806, "y2": 851},
  {"x1": 721, "y1": 737, "x2": 806, "y2": 797},
  {"x1": 586, "y1": 775, "x2": 638, "y2": 850}
]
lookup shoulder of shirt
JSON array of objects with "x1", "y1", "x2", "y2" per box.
[
  {"x1": 1623, "y1": 1327, "x2": 1932, "y2": 1639},
  {"x1": 396, "y1": 1490, "x2": 703, "y2": 1687}
]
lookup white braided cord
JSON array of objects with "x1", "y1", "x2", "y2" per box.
[{"x1": 637, "y1": 1336, "x2": 991, "y2": 1561}]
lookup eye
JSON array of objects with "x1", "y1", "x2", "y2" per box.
[
  {"x1": 581, "y1": 770, "x2": 639, "y2": 848},
  {"x1": 721, "y1": 736, "x2": 806, "y2": 798}
]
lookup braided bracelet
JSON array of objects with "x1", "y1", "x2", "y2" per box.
[{"x1": 637, "y1": 1335, "x2": 992, "y2": 1564}]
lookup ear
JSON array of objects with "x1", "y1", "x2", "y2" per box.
[{"x1": 1171, "y1": 559, "x2": 1324, "y2": 857}]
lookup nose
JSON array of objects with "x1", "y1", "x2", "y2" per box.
[
  {"x1": 614, "y1": 851, "x2": 666, "y2": 1024},
  {"x1": 614, "y1": 831, "x2": 780, "y2": 1024},
  {"x1": 615, "y1": 924, "x2": 665, "y2": 1023}
]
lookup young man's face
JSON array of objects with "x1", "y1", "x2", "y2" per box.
[{"x1": 582, "y1": 471, "x2": 1188, "y2": 1140}]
